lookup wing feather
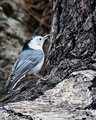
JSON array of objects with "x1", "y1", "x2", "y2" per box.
[{"x1": 6, "y1": 49, "x2": 44, "y2": 93}]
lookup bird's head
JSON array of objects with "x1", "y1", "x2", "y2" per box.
[{"x1": 23, "y1": 34, "x2": 50, "y2": 51}]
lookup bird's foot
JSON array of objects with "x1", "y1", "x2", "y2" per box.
[{"x1": 37, "y1": 75, "x2": 51, "y2": 81}]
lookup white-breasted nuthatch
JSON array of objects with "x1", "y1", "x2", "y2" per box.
[{"x1": 6, "y1": 34, "x2": 50, "y2": 93}]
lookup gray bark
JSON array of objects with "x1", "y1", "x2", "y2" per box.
[
  {"x1": 0, "y1": 70, "x2": 96, "y2": 119},
  {"x1": 0, "y1": 0, "x2": 96, "y2": 119}
]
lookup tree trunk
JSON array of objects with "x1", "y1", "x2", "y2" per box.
[{"x1": 0, "y1": 0, "x2": 96, "y2": 119}]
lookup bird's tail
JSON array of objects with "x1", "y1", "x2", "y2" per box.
[{"x1": 6, "y1": 75, "x2": 25, "y2": 94}]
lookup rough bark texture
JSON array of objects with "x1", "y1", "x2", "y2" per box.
[
  {"x1": 0, "y1": 0, "x2": 96, "y2": 119},
  {"x1": 0, "y1": 70, "x2": 96, "y2": 119}
]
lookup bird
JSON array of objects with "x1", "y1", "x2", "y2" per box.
[{"x1": 6, "y1": 34, "x2": 50, "y2": 94}]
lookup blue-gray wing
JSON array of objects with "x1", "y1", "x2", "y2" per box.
[{"x1": 6, "y1": 49, "x2": 44, "y2": 93}]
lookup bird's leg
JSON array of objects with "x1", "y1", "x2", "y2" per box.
[
  {"x1": 32, "y1": 72, "x2": 51, "y2": 81},
  {"x1": 36, "y1": 74, "x2": 51, "y2": 81},
  {"x1": 36, "y1": 75, "x2": 46, "y2": 80}
]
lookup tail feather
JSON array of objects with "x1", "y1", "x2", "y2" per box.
[
  {"x1": 6, "y1": 78, "x2": 21, "y2": 94},
  {"x1": 6, "y1": 75, "x2": 26, "y2": 94}
]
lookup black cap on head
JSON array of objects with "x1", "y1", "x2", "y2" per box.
[{"x1": 22, "y1": 36, "x2": 36, "y2": 50}]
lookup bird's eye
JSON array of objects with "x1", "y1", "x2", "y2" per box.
[{"x1": 40, "y1": 38, "x2": 42, "y2": 40}]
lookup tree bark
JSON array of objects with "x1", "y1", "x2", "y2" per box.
[{"x1": 0, "y1": 0, "x2": 96, "y2": 119}]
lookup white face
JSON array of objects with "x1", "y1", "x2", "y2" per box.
[{"x1": 28, "y1": 36, "x2": 45, "y2": 50}]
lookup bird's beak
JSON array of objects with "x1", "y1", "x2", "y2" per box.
[{"x1": 43, "y1": 34, "x2": 51, "y2": 41}]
